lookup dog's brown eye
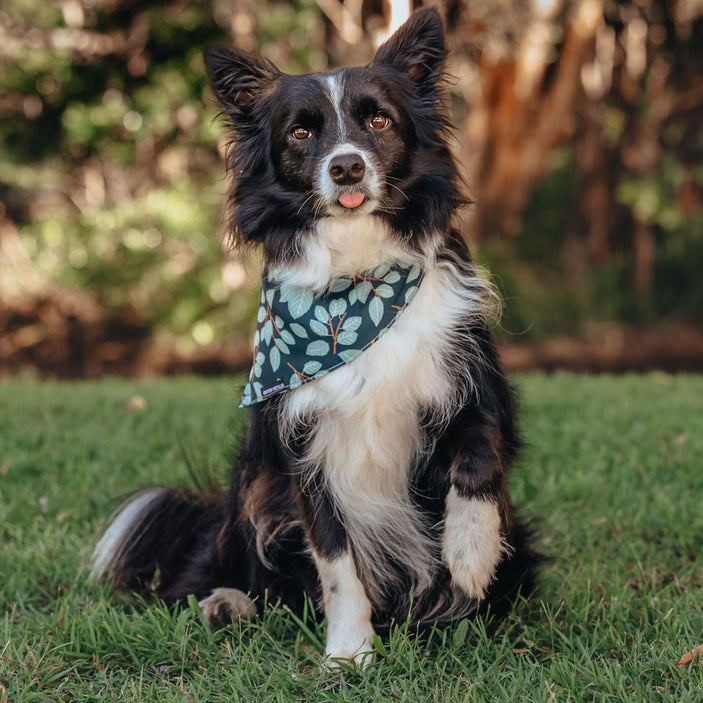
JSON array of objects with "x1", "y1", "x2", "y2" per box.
[
  {"x1": 292, "y1": 127, "x2": 312, "y2": 140},
  {"x1": 369, "y1": 114, "x2": 390, "y2": 130}
]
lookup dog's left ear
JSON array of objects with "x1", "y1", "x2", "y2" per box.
[
  {"x1": 372, "y1": 8, "x2": 446, "y2": 86},
  {"x1": 203, "y1": 45, "x2": 281, "y2": 123}
]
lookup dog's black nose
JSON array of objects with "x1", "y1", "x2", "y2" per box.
[{"x1": 328, "y1": 153, "x2": 366, "y2": 185}]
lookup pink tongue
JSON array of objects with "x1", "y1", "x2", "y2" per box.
[{"x1": 338, "y1": 192, "x2": 365, "y2": 209}]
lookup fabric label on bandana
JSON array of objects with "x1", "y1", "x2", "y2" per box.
[{"x1": 240, "y1": 263, "x2": 423, "y2": 407}]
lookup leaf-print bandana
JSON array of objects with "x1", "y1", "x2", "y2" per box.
[{"x1": 240, "y1": 263, "x2": 423, "y2": 407}]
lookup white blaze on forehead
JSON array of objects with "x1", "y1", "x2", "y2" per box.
[{"x1": 325, "y1": 73, "x2": 346, "y2": 138}]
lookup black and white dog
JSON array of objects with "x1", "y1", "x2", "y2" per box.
[{"x1": 92, "y1": 8, "x2": 537, "y2": 667}]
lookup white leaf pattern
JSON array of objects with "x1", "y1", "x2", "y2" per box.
[
  {"x1": 376, "y1": 284, "x2": 394, "y2": 299},
  {"x1": 303, "y1": 360, "x2": 323, "y2": 375},
  {"x1": 262, "y1": 319, "x2": 273, "y2": 344},
  {"x1": 336, "y1": 329, "x2": 358, "y2": 347},
  {"x1": 270, "y1": 346, "x2": 280, "y2": 372},
  {"x1": 368, "y1": 296, "x2": 383, "y2": 326},
  {"x1": 330, "y1": 277, "x2": 353, "y2": 293},
  {"x1": 384, "y1": 270, "x2": 401, "y2": 284},
  {"x1": 306, "y1": 340, "x2": 330, "y2": 356},
  {"x1": 314, "y1": 305, "x2": 329, "y2": 324},
  {"x1": 329, "y1": 298, "x2": 347, "y2": 318},
  {"x1": 354, "y1": 280, "x2": 372, "y2": 303},
  {"x1": 289, "y1": 323, "x2": 309, "y2": 338},
  {"x1": 342, "y1": 316, "x2": 362, "y2": 331},
  {"x1": 283, "y1": 286, "x2": 313, "y2": 319},
  {"x1": 338, "y1": 348, "x2": 361, "y2": 364},
  {"x1": 309, "y1": 319, "x2": 329, "y2": 337}
]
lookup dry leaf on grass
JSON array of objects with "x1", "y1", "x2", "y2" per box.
[
  {"x1": 125, "y1": 394, "x2": 148, "y2": 412},
  {"x1": 676, "y1": 644, "x2": 703, "y2": 668}
]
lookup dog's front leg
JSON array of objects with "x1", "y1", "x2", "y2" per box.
[
  {"x1": 312, "y1": 550, "x2": 376, "y2": 668},
  {"x1": 442, "y1": 418, "x2": 510, "y2": 600},
  {"x1": 300, "y1": 472, "x2": 376, "y2": 668}
]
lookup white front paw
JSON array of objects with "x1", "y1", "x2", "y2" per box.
[
  {"x1": 313, "y1": 551, "x2": 377, "y2": 669},
  {"x1": 325, "y1": 622, "x2": 376, "y2": 669}
]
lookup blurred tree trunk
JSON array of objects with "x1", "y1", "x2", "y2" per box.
[
  {"x1": 449, "y1": 0, "x2": 604, "y2": 240},
  {"x1": 441, "y1": 0, "x2": 702, "y2": 338},
  {"x1": 574, "y1": 0, "x2": 702, "y2": 299},
  {"x1": 576, "y1": 104, "x2": 616, "y2": 265}
]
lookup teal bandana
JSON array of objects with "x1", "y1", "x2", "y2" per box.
[{"x1": 240, "y1": 263, "x2": 424, "y2": 407}]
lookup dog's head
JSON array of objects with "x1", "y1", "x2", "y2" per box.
[{"x1": 204, "y1": 8, "x2": 461, "y2": 263}]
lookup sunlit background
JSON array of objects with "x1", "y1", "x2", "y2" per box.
[{"x1": 1, "y1": 0, "x2": 701, "y2": 378}]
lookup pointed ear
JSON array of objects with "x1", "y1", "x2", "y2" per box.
[
  {"x1": 372, "y1": 8, "x2": 446, "y2": 85},
  {"x1": 203, "y1": 45, "x2": 281, "y2": 121}
]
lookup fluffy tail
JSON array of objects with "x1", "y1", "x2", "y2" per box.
[{"x1": 90, "y1": 487, "x2": 222, "y2": 597}]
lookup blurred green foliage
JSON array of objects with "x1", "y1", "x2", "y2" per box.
[
  {"x1": 1, "y1": 0, "x2": 702, "y2": 366},
  {"x1": 0, "y1": 0, "x2": 323, "y2": 355},
  {"x1": 482, "y1": 141, "x2": 703, "y2": 340}
]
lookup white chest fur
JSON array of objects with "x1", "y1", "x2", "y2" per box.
[{"x1": 278, "y1": 220, "x2": 490, "y2": 602}]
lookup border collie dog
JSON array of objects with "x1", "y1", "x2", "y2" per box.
[{"x1": 92, "y1": 8, "x2": 537, "y2": 667}]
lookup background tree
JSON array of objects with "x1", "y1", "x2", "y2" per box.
[{"x1": 0, "y1": 0, "x2": 701, "y2": 377}]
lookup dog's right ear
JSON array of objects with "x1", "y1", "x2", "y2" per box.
[
  {"x1": 372, "y1": 8, "x2": 446, "y2": 88},
  {"x1": 203, "y1": 46, "x2": 280, "y2": 122}
]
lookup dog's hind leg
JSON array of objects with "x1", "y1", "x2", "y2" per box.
[
  {"x1": 300, "y1": 470, "x2": 376, "y2": 668},
  {"x1": 198, "y1": 587, "x2": 257, "y2": 626}
]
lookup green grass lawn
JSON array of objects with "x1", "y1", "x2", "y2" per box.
[{"x1": 1, "y1": 374, "x2": 702, "y2": 701}]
